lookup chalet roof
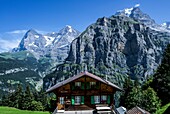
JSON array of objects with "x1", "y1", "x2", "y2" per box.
[
  {"x1": 126, "y1": 106, "x2": 150, "y2": 114},
  {"x1": 46, "y1": 71, "x2": 123, "y2": 93}
]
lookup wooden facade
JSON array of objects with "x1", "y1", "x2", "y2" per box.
[{"x1": 46, "y1": 71, "x2": 123, "y2": 110}]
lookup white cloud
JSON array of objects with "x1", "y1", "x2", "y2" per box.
[
  {"x1": 0, "y1": 38, "x2": 20, "y2": 53},
  {"x1": 134, "y1": 4, "x2": 140, "y2": 7},
  {"x1": 35, "y1": 30, "x2": 49, "y2": 34},
  {"x1": 6, "y1": 30, "x2": 27, "y2": 34}
]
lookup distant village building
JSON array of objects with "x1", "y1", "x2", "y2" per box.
[
  {"x1": 46, "y1": 71, "x2": 123, "y2": 112},
  {"x1": 126, "y1": 106, "x2": 150, "y2": 114},
  {"x1": 116, "y1": 106, "x2": 127, "y2": 114}
]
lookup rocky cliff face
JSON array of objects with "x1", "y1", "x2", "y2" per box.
[{"x1": 65, "y1": 15, "x2": 170, "y2": 81}]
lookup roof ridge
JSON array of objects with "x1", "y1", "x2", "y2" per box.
[{"x1": 46, "y1": 71, "x2": 123, "y2": 93}]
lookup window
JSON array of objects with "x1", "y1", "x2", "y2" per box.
[
  {"x1": 94, "y1": 95, "x2": 100, "y2": 104},
  {"x1": 101, "y1": 95, "x2": 107, "y2": 103},
  {"x1": 59, "y1": 97, "x2": 64, "y2": 104},
  {"x1": 75, "y1": 96, "x2": 81, "y2": 105},
  {"x1": 75, "y1": 82, "x2": 81, "y2": 87},
  {"x1": 90, "y1": 82, "x2": 96, "y2": 88}
]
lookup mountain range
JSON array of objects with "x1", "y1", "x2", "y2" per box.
[
  {"x1": 12, "y1": 25, "x2": 80, "y2": 62},
  {"x1": 0, "y1": 5, "x2": 170, "y2": 96},
  {"x1": 0, "y1": 26, "x2": 80, "y2": 96}
]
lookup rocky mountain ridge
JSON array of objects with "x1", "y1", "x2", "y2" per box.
[{"x1": 44, "y1": 6, "x2": 170, "y2": 91}]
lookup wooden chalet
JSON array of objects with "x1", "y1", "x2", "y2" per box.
[{"x1": 46, "y1": 71, "x2": 123, "y2": 111}]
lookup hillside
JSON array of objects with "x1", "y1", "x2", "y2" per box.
[{"x1": 0, "y1": 51, "x2": 53, "y2": 97}]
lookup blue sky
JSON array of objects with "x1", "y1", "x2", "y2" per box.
[{"x1": 0, "y1": 0, "x2": 170, "y2": 52}]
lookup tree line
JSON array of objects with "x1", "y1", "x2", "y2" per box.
[{"x1": 0, "y1": 84, "x2": 56, "y2": 112}]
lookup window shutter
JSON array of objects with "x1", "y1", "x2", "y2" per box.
[
  {"x1": 91, "y1": 96, "x2": 94, "y2": 104},
  {"x1": 81, "y1": 96, "x2": 84, "y2": 104},
  {"x1": 96, "y1": 82, "x2": 100, "y2": 89},
  {"x1": 71, "y1": 96, "x2": 75, "y2": 105},
  {"x1": 86, "y1": 82, "x2": 90, "y2": 89},
  {"x1": 107, "y1": 95, "x2": 110, "y2": 104},
  {"x1": 72, "y1": 83, "x2": 75, "y2": 90},
  {"x1": 81, "y1": 82, "x2": 84, "y2": 89}
]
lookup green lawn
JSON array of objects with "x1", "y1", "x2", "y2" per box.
[
  {"x1": 155, "y1": 102, "x2": 170, "y2": 114},
  {"x1": 0, "y1": 107, "x2": 50, "y2": 114}
]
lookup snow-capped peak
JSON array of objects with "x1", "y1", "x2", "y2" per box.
[
  {"x1": 115, "y1": 4, "x2": 140, "y2": 17},
  {"x1": 66, "y1": 25, "x2": 72, "y2": 29},
  {"x1": 26, "y1": 29, "x2": 38, "y2": 35},
  {"x1": 12, "y1": 26, "x2": 81, "y2": 60},
  {"x1": 59, "y1": 25, "x2": 80, "y2": 36},
  {"x1": 61, "y1": 25, "x2": 73, "y2": 33},
  {"x1": 66, "y1": 25, "x2": 73, "y2": 32}
]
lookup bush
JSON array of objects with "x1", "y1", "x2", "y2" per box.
[
  {"x1": 30, "y1": 101, "x2": 44, "y2": 111},
  {"x1": 124, "y1": 86, "x2": 161, "y2": 113}
]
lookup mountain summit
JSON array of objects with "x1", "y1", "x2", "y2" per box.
[
  {"x1": 116, "y1": 4, "x2": 156, "y2": 27},
  {"x1": 116, "y1": 4, "x2": 170, "y2": 32}
]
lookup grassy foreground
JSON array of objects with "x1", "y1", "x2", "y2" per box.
[
  {"x1": 0, "y1": 107, "x2": 50, "y2": 114},
  {"x1": 155, "y1": 102, "x2": 170, "y2": 114}
]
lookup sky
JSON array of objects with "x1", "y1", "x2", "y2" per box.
[{"x1": 0, "y1": 0, "x2": 170, "y2": 52}]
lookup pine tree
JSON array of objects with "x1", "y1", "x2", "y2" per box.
[
  {"x1": 1, "y1": 95, "x2": 9, "y2": 106},
  {"x1": 151, "y1": 44, "x2": 170, "y2": 105},
  {"x1": 13, "y1": 84, "x2": 24, "y2": 109},
  {"x1": 142, "y1": 87, "x2": 161, "y2": 113},
  {"x1": 120, "y1": 77, "x2": 134, "y2": 107},
  {"x1": 22, "y1": 85, "x2": 34, "y2": 110},
  {"x1": 33, "y1": 89, "x2": 47, "y2": 110},
  {"x1": 124, "y1": 86, "x2": 143, "y2": 109},
  {"x1": 1, "y1": 85, "x2": 23, "y2": 108}
]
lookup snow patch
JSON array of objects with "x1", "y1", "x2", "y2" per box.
[
  {"x1": 34, "y1": 35, "x2": 39, "y2": 38},
  {"x1": 161, "y1": 23, "x2": 167, "y2": 27},
  {"x1": 57, "y1": 44, "x2": 68, "y2": 49},
  {"x1": 124, "y1": 7, "x2": 133, "y2": 16},
  {"x1": 26, "y1": 53, "x2": 29, "y2": 56},
  {"x1": 28, "y1": 42, "x2": 38, "y2": 47},
  {"x1": 44, "y1": 35, "x2": 55, "y2": 46}
]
